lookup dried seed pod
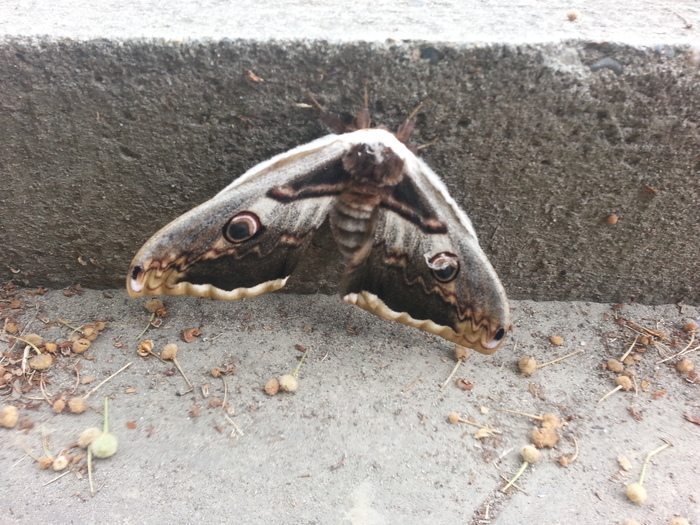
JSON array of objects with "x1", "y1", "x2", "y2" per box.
[
  {"x1": 615, "y1": 375, "x2": 633, "y2": 390},
  {"x1": 683, "y1": 321, "x2": 698, "y2": 333},
  {"x1": 52, "y1": 399, "x2": 66, "y2": 414},
  {"x1": 532, "y1": 426, "x2": 559, "y2": 448},
  {"x1": 605, "y1": 214, "x2": 619, "y2": 224},
  {"x1": 78, "y1": 427, "x2": 103, "y2": 448},
  {"x1": 541, "y1": 413, "x2": 562, "y2": 429},
  {"x1": 137, "y1": 339, "x2": 154, "y2": 357},
  {"x1": 24, "y1": 334, "x2": 43, "y2": 346},
  {"x1": 44, "y1": 342, "x2": 58, "y2": 353},
  {"x1": 92, "y1": 432, "x2": 118, "y2": 458},
  {"x1": 91, "y1": 398, "x2": 118, "y2": 459},
  {"x1": 448, "y1": 412, "x2": 460, "y2": 424},
  {"x1": 72, "y1": 338, "x2": 91, "y2": 354},
  {"x1": 278, "y1": 374, "x2": 298, "y2": 392},
  {"x1": 52, "y1": 455, "x2": 69, "y2": 471},
  {"x1": 29, "y1": 354, "x2": 53, "y2": 371},
  {"x1": 518, "y1": 356, "x2": 537, "y2": 376},
  {"x1": 549, "y1": 335, "x2": 564, "y2": 345},
  {"x1": 626, "y1": 482, "x2": 647, "y2": 504},
  {"x1": 566, "y1": 9, "x2": 580, "y2": 21},
  {"x1": 82, "y1": 327, "x2": 100, "y2": 342},
  {"x1": 676, "y1": 358, "x2": 694, "y2": 373},
  {"x1": 38, "y1": 457, "x2": 53, "y2": 469},
  {"x1": 68, "y1": 397, "x2": 87, "y2": 414},
  {"x1": 0, "y1": 405, "x2": 20, "y2": 428},
  {"x1": 161, "y1": 343, "x2": 178, "y2": 360},
  {"x1": 520, "y1": 445, "x2": 542, "y2": 463},
  {"x1": 264, "y1": 378, "x2": 280, "y2": 396},
  {"x1": 607, "y1": 358, "x2": 624, "y2": 373},
  {"x1": 144, "y1": 299, "x2": 164, "y2": 313},
  {"x1": 454, "y1": 346, "x2": 469, "y2": 362}
]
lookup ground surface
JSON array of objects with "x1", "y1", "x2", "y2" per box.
[{"x1": 0, "y1": 287, "x2": 698, "y2": 525}]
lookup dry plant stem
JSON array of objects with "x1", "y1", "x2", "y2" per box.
[
  {"x1": 21, "y1": 345, "x2": 31, "y2": 375},
  {"x1": 657, "y1": 334, "x2": 698, "y2": 364},
  {"x1": 440, "y1": 360, "x2": 462, "y2": 390},
  {"x1": 12, "y1": 336, "x2": 42, "y2": 354},
  {"x1": 39, "y1": 374, "x2": 53, "y2": 403},
  {"x1": 570, "y1": 436, "x2": 580, "y2": 462},
  {"x1": 136, "y1": 313, "x2": 156, "y2": 340},
  {"x1": 401, "y1": 373, "x2": 422, "y2": 393},
  {"x1": 536, "y1": 349, "x2": 583, "y2": 368},
  {"x1": 221, "y1": 376, "x2": 228, "y2": 408},
  {"x1": 455, "y1": 416, "x2": 502, "y2": 434},
  {"x1": 499, "y1": 473, "x2": 528, "y2": 494},
  {"x1": 171, "y1": 357, "x2": 193, "y2": 391},
  {"x1": 12, "y1": 453, "x2": 32, "y2": 468},
  {"x1": 43, "y1": 470, "x2": 71, "y2": 487},
  {"x1": 597, "y1": 385, "x2": 623, "y2": 405},
  {"x1": 88, "y1": 448, "x2": 94, "y2": 494},
  {"x1": 224, "y1": 413, "x2": 244, "y2": 436},
  {"x1": 84, "y1": 362, "x2": 133, "y2": 399},
  {"x1": 638, "y1": 441, "x2": 672, "y2": 485},
  {"x1": 70, "y1": 362, "x2": 81, "y2": 394},
  {"x1": 292, "y1": 348, "x2": 310, "y2": 377},
  {"x1": 496, "y1": 408, "x2": 544, "y2": 421},
  {"x1": 41, "y1": 429, "x2": 54, "y2": 460},
  {"x1": 619, "y1": 336, "x2": 639, "y2": 362},
  {"x1": 502, "y1": 461, "x2": 530, "y2": 492},
  {"x1": 57, "y1": 318, "x2": 84, "y2": 334}
]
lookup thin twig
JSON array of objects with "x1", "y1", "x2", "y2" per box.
[
  {"x1": 619, "y1": 336, "x2": 639, "y2": 363},
  {"x1": 402, "y1": 373, "x2": 423, "y2": 392},
  {"x1": 499, "y1": 473, "x2": 528, "y2": 494},
  {"x1": 43, "y1": 470, "x2": 72, "y2": 486},
  {"x1": 440, "y1": 361, "x2": 462, "y2": 390},
  {"x1": 135, "y1": 313, "x2": 156, "y2": 340},
  {"x1": 639, "y1": 441, "x2": 673, "y2": 485},
  {"x1": 292, "y1": 348, "x2": 309, "y2": 377},
  {"x1": 495, "y1": 408, "x2": 544, "y2": 421},
  {"x1": 171, "y1": 357, "x2": 193, "y2": 392},
  {"x1": 656, "y1": 334, "x2": 697, "y2": 364},
  {"x1": 224, "y1": 414, "x2": 244, "y2": 437},
  {"x1": 84, "y1": 362, "x2": 133, "y2": 399},
  {"x1": 536, "y1": 349, "x2": 583, "y2": 369}
]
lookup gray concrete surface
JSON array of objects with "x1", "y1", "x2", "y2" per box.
[
  {"x1": 1, "y1": 3, "x2": 699, "y2": 524},
  {"x1": 0, "y1": 2, "x2": 699, "y2": 304},
  {"x1": 0, "y1": 288, "x2": 698, "y2": 524}
]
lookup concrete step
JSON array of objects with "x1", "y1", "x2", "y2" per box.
[{"x1": 1, "y1": 1, "x2": 698, "y2": 304}]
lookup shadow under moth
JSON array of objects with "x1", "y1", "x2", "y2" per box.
[{"x1": 127, "y1": 98, "x2": 510, "y2": 354}]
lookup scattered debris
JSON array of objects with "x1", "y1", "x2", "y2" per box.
[
  {"x1": 625, "y1": 440, "x2": 673, "y2": 505},
  {"x1": 502, "y1": 445, "x2": 541, "y2": 492}
]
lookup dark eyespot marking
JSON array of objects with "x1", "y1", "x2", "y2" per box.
[
  {"x1": 493, "y1": 327, "x2": 506, "y2": 343},
  {"x1": 427, "y1": 252, "x2": 460, "y2": 283},
  {"x1": 223, "y1": 212, "x2": 261, "y2": 244},
  {"x1": 131, "y1": 265, "x2": 142, "y2": 281}
]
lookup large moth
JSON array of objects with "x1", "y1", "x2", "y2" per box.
[{"x1": 127, "y1": 101, "x2": 510, "y2": 354}]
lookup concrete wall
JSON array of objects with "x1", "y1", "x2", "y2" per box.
[{"x1": 1, "y1": 2, "x2": 698, "y2": 304}]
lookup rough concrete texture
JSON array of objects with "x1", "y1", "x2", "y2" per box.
[
  {"x1": 0, "y1": 3, "x2": 699, "y2": 522},
  {"x1": 0, "y1": 288, "x2": 698, "y2": 524},
  {"x1": 0, "y1": 13, "x2": 698, "y2": 303}
]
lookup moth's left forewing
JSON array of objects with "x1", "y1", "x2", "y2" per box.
[
  {"x1": 128, "y1": 135, "x2": 351, "y2": 300},
  {"x1": 342, "y1": 150, "x2": 510, "y2": 354}
]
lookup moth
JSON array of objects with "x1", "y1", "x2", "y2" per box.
[{"x1": 127, "y1": 100, "x2": 510, "y2": 354}]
